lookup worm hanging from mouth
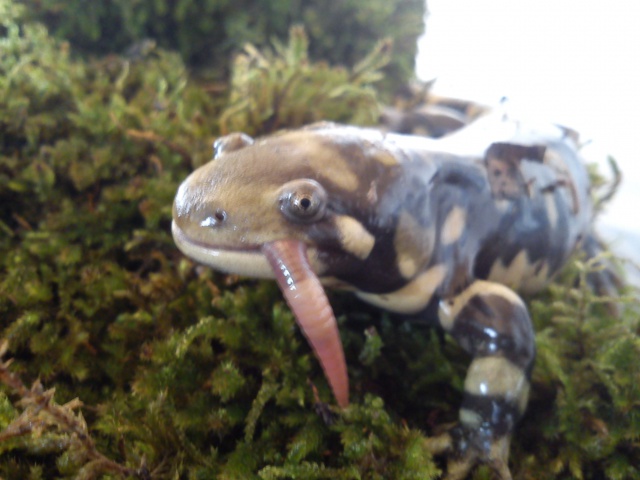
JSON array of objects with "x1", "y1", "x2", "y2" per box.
[{"x1": 262, "y1": 239, "x2": 349, "y2": 408}]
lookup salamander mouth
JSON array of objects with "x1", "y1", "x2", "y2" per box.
[{"x1": 171, "y1": 221, "x2": 274, "y2": 278}]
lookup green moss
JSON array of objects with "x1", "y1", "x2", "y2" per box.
[
  {"x1": 1, "y1": 1, "x2": 639, "y2": 479},
  {"x1": 516, "y1": 255, "x2": 640, "y2": 479},
  {"x1": 18, "y1": 0, "x2": 424, "y2": 93},
  {"x1": 219, "y1": 26, "x2": 390, "y2": 136}
]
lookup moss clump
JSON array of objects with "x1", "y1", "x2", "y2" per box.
[
  {"x1": 1, "y1": 1, "x2": 639, "y2": 479},
  {"x1": 219, "y1": 26, "x2": 390, "y2": 136},
  {"x1": 17, "y1": 0, "x2": 425, "y2": 93}
]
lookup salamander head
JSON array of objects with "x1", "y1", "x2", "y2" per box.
[{"x1": 172, "y1": 124, "x2": 402, "y2": 280}]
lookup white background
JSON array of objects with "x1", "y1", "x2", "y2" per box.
[{"x1": 415, "y1": 0, "x2": 639, "y2": 273}]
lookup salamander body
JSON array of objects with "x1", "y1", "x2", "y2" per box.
[{"x1": 172, "y1": 113, "x2": 594, "y2": 479}]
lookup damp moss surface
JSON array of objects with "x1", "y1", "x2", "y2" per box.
[{"x1": 1, "y1": 2, "x2": 639, "y2": 479}]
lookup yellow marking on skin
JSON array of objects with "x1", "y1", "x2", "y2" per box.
[
  {"x1": 494, "y1": 250, "x2": 528, "y2": 290},
  {"x1": 320, "y1": 166, "x2": 359, "y2": 191},
  {"x1": 334, "y1": 215, "x2": 375, "y2": 260},
  {"x1": 517, "y1": 381, "x2": 531, "y2": 413},
  {"x1": 545, "y1": 192, "x2": 559, "y2": 229},
  {"x1": 356, "y1": 264, "x2": 447, "y2": 314},
  {"x1": 356, "y1": 134, "x2": 399, "y2": 166},
  {"x1": 464, "y1": 357, "x2": 529, "y2": 403},
  {"x1": 314, "y1": 155, "x2": 360, "y2": 192},
  {"x1": 441, "y1": 206, "x2": 466, "y2": 245},
  {"x1": 438, "y1": 280, "x2": 524, "y2": 331},
  {"x1": 437, "y1": 300, "x2": 455, "y2": 331},
  {"x1": 397, "y1": 255, "x2": 418, "y2": 278},
  {"x1": 282, "y1": 132, "x2": 361, "y2": 191},
  {"x1": 488, "y1": 250, "x2": 551, "y2": 294},
  {"x1": 459, "y1": 408, "x2": 483, "y2": 428},
  {"x1": 319, "y1": 276, "x2": 357, "y2": 291},
  {"x1": 520, "y1": 260, "x2": 550, "y2": 294},
  {"x1": 370, "y1": 149, "x2": 399, "y2": 166},
  {"x1": 489, "y1": 436, "x2": 512, "y2": 475},
  {"x1": 393, "y1": 212, "x2": 434, "y2": 280}
]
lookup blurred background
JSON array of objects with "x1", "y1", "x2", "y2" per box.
[{"x1": 416, "y1": 0, "x2": 639, "y2": 277}]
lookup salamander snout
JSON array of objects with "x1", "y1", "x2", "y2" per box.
[{"x1": 172, "y1": 174, "x2": 230, "y2": 234}]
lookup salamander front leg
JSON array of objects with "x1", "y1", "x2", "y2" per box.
[{"x1": 425, "y1": 280, "x2": 536, "y2": 480}]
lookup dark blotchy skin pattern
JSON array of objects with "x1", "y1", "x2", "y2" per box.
[{"x1": 172, "y1": 115, "x2": 594, "y2": 479}]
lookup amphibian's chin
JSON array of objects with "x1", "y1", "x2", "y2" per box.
[{"x1": 172, "y1": 117, "x2": 596, "y2": 479}]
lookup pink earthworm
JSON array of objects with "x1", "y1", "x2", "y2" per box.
[{"x1": 262, "y1": 239, "x2": 349, "y2": 408}]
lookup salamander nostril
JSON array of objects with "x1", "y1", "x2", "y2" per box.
[
  {"x1": 200, "y1": 208, "x2": 228, "y2": 228},
  {"x1": 214, "y1": 209, "x2": 227, "y2": 222}
]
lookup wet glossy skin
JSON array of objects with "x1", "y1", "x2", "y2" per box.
[{"x1": 172, "y1": 115, "x2": 593, "y2": 479}]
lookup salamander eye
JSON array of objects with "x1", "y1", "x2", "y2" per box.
[{"x1": 279, "y1": 179, "x2": 327, "y2": 223}]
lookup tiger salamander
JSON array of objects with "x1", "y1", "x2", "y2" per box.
[{"x1": 172, "y1": 113, "x2": 593, "y2": 479}]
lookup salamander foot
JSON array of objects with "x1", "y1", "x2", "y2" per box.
[{"x1": 424, "y1": 426, "x2": 512, "y2": 480}]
